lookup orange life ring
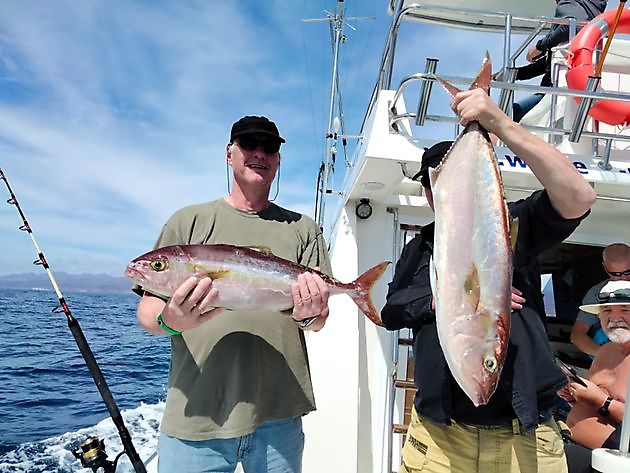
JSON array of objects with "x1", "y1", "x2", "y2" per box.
[{"x1": 566, "y1": 9, "x2": 630, "y2": 126}]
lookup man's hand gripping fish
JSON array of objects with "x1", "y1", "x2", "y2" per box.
[{"x1": 430, "y1": 53, "x2": 516, "y2": 406}]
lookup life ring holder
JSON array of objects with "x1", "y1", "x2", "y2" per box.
[{"x1": 566, "y1": 9, "x2": 630, "y2": 126}]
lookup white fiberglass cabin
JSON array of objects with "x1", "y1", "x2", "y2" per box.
[{"x1": 302, "y1": 2, "x2": 630, "y2": 473}]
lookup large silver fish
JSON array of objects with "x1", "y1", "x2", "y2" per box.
[
  {"x1": 125, "y1": 244, "x2": 389, "y2": 326},
  {"x1": 429, "y1": 53, "x2": 513, "y2": 406}
]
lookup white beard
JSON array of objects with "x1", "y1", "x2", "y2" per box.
[{"x1": 603, "y1": 322, "x2": 630, "y2": 344}]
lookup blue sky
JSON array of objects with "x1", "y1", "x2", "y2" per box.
[{"x1": 1, "y1": 0, "x2": 607, "y2": 277}]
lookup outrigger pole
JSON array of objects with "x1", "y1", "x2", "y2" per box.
[
  {"x1": 304, "y1": 0, "x2": 372, "y2": 228},
  {"x1": 0, "y1": 168, "x2": 147, "y2": 473}
]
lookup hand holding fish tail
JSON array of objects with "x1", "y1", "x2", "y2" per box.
[
  {"x1": 451, "y1": 87, "x2": 507, "y2": 131},
  {"x1": 453, "y1": 88, "x2": 595, "y2": 218},
  {"x1": 291, "y1": 272, "x2": 330, "y2": 331}
]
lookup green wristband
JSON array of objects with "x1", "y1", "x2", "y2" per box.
[{"x1": 157, "y1": 313, "x2": 182, "y2": 335}]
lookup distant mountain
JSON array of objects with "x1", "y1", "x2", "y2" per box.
[{"x1": 0, "y1": 272, "x2": 132, "y2": 293}]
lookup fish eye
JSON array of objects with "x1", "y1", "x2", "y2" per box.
[
  {"x1": 150, "y1": 259, "x2": 168, "y2": 272},
  {"x1": 483, "y1": 357, "x2": 497, "y2": 373}
]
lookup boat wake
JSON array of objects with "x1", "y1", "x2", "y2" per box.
[{"x1": 0, "y1": 401, "x2": 164, "y2": 472}]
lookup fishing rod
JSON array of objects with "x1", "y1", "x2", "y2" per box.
[{"x1": 0, "y1": 168, "x2": 147, "y2": 473}]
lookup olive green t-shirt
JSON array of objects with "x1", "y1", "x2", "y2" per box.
[{"x1": 151, "y1": 198, "x2": 331, "y2": 440}]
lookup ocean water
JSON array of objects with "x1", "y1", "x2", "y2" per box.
[{"x1": 0, "y1": 288, "x2": 170, "y2": 472}]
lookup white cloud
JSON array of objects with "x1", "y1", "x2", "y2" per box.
[{"x1": 0, "y1": 1, "x2": 537, "y2": 276}]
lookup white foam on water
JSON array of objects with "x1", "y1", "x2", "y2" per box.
[{"x1": 0, "y1": 401, "x2": 164, "y2": 472}]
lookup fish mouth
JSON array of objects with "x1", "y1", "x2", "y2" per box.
[{"x1": 124, "y1": 265, "x2": 146, "y2": 281}]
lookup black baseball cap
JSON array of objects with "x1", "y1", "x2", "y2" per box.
[
  {"x1": 230, "y1": 116, "x2": 286, "y2": 143},
  {"x1": 412, "y1": 140, "x2": 453, "y2": 187}
]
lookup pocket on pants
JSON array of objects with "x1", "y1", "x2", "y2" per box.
[
  {"x1": 401, "y1": 411, "x2": 452, "y2": 472},
  {"x1": 535, "y1": 420, "x2": 565, "y2": 458}
]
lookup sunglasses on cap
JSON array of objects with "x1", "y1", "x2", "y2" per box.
[
  {"x1": 598, "y1": 287, "x2": 630, "y2": 301},
  {"x1": 605, "y1": 268, "x2": 630, "y2": 277},
  {"x1": 235, "y1": 135, "x2": 281, "y2": 154}
]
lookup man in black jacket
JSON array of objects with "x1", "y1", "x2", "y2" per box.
[
  {"x1": 512, "y1": 0, "x2": 607, "y2": 122},
  {"x1": 382, "y1": 87, "x2": 596, "y2": 472}
]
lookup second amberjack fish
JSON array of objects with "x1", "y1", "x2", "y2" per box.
[
  {"x1": 430, "y1": 52, "x2": 514, "y2": 406},
  {"x1": 125, "y1": 244, "x2": 390, "y2": 326}
]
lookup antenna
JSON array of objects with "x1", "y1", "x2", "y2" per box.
[{"x1": 303, "y1": 0, "x2": 373, "y2": 228}]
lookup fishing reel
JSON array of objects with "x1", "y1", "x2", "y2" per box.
[{"x1": 72, "y1": 436, "x2": 122, "y2": 473}]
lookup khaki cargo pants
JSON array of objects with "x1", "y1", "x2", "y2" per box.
[{"x1": 399, "y1": 407, "x2": 567, "y2": 473}]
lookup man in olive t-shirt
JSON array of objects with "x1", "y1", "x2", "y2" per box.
[{"x1": 134, "y1": 116, "x2": 332, "y2": 473}]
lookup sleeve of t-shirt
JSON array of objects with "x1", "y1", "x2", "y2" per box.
[
  {"x1": 299, "y1": 224, "x2": 333, "y2": 277},
  {"x1": 576, "y1": 282, "x2": 603, "y2": 326}
]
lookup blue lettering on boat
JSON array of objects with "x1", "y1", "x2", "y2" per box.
[
  {"x1": 498, "y1": 154, "x2": 527, "y2": 168},
  {"x1": 573, "y1": 162, "x2": 588, "y2": 175}
]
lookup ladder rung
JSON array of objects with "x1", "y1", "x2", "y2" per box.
[
  {"x1": 398, "y1": 337, "x2": 413, "y2": 346},
  {"x1": 394, "y1": 379, "x2": 415, "y2": 389},
  {"x1": 393, "y1": 423, "x2": 409, "y2": 434}
]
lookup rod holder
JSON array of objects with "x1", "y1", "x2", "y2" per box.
[
  {"x1": 569, "y1": 75, "x2": 601, "y2": 143},
  {"x1": 497, "y1": 67, "x2": 518, "y2": 117},
  {"x1": 598, "y1": 139, "x2": 614, "y2": 171},
  {"x1": 415, "y1": 58, "x2": 439, "y2": 126}
]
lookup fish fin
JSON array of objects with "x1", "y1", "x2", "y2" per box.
[
  {"x1": 435, "y1": 76, "x2": 462, "y2": 98},
  {"x1": 248, "y1": 246, "x2": 274, "y2": 256},
  {"x1": 349, "y1": 261, "x2": 390, "y2": 326},
  {"x1": 464, "y1": 264, "x2": 481, "y2": 310},
  {"x1": 205, "y1": 269, "x2": 230, "y2": 279},
  {"x1": 429, "y1": 255, "x2": 438, "y2": 305},
  {"x1": 429, "y1": 166, "x2": 439, "y2": 188},
  {"x1": 509, "y1": 216, "x2": 519, "y2": 253},
  {"x1": 469, "y1": 51, "x2": 492, "y2": 93}
]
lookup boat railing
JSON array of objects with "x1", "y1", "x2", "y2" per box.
[
  {"x1": 387, "y1": 66, "x2": 630, "y2": 169},
  {"x1": 378, "y1": 2, "x2": 590, "y2": 90}
]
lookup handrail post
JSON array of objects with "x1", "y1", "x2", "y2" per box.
[
  {"x1": 569, "y1": 75, "x2": 601, "y2": 143},
  {"x1": 415, "y1": 58, "x2": 439, "y2": 126},
  {"x1": 497, "y1": 67, "x2": 518, "y2": 117}
]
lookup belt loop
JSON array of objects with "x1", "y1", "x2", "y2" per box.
[{"x1": 512, "y1": 418, "x2": 520, "y2": 435}]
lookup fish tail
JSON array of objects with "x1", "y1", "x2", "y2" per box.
[
  {"x1": 436, "y1": 51, "x2": 492, "y2": 98},
  {"x1": 350, "y1": 261, "x2": 390, "y2": 326},
  {"x1": 436, "y1": 76, "x2": 462, "y2": 98},
  {"x1": 469, "y1": 51, "x2": 492, "y2": 93}
]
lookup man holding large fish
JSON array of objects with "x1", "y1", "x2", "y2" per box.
[
  {"x1": 381, "y1": 56, "x2": 596, "y2": 473},
  {"x1": 132, "y1": 116, "x2": 333, "y2": 473}
]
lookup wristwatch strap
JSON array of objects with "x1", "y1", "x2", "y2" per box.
[{"x1": 598, "y1": 396, "x2": 613, "y2": 417}]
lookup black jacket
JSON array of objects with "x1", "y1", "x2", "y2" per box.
[
  {"x1": 381, "y1": 190, "x2": 589, "y2": 431},
  {"x1": 517, "y1": 0, "x2": 607, "y2": 87}
]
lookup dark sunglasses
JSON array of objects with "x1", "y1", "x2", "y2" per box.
[
  {"x1": 605, "y1": 268, "x2": 630, "y2": 277},
  {"x1": 598, "y1": 287, "x2": 630, "y2": 302},
  {"x1": 235, "y1": 135, "x2": 281, "y2": 154}
]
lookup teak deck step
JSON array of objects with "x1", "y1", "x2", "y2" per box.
[{"x1": 394, "y1": 379, "x2": 415, "y2": 389}]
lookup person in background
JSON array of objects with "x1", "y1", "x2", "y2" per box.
[
  {"x1": 381, "y1": 86, "x2": 596, "y2": 472},
  {"x1": 133, "y1": 115, "x2": 332, "y2": 473},
  {"x1": 510, "y1": 0, "x2": 607, "y2": 122},
  {"x1": 571, "y1": 243, "x2": 630, "y2": 356},
  {"x1": 561, "y1": 280, "x2": 630, "y2": 473}
]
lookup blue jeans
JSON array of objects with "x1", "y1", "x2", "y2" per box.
[
  {"x1": 513, "y1": 93, "x2": 544, "y2": 122},
  {"x1": 157, "y1": 417, "x2": 304, "y2": 473}
]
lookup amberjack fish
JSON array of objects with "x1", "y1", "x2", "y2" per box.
[
  {"x1": 125, "y1": 244, "x2": 390, "y2": 326},
  {"x1": 429, "y1": 53, "x2": 513, "y2": 406}
]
